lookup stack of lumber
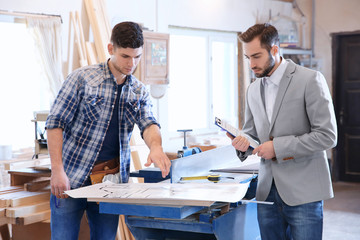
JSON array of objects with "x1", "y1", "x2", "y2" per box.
[
  {"x1": 0, "y1": 185, "x2": 50, "y2": 226},
  {"x1": 67, "y1": 0, "x2": 111, "y2": 73},
  {"x1": 3, "y1": 157, "x2": 50, "y2": 171},
  {"x1": 84, "y1": 0, "x2": 111, "y2": 63},
  {"x1": 0, "y1": 155, "x2": 49, "y2": 189}
]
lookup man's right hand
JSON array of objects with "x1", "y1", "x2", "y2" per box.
[
  {"x1": 51, "y1": 168, "x2": 70, "y2": 199},
  {"x1": 226, "y1": 132, "x2": 251, "y2": 152},
  {"x1": 47, "y1": 128, "x2": 69, "y2": 198}
]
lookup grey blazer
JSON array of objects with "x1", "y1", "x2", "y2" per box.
[{"x1": 238, "y1": 59, "x2": 337, "y2": 206}]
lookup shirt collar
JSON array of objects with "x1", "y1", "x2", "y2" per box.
[
  {"x1": 104, "y1": 59, "x2": 114, "y2": 80},
  {"x1": 105, "y1": 59, "x2": 133, "y2": 86},
  {"x1": 266, "y1": 57, "x2": 288, "y2": 86}
]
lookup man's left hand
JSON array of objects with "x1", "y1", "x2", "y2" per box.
[
  {"x1": 145, "y1": 146, "x2": 171, "y2": 178},
  {"x1": 253, "y1": 140, "x2": 275, "y2": 160}
]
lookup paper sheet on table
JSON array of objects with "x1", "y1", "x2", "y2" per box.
[
  {"x1": 211, "y1": 162, "x2": 260, "y2": 174},
  {"x1": 65, "y1": 181, "x2": 250, "y2": 206}
]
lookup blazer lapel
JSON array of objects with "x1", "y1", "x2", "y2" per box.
[{"x1": 269, "y1": 60, "x2": 297, "y2": 131}]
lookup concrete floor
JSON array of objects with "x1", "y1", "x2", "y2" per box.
[{"x1": 323, "y1": 181, "x2": 360, "y2": 239}]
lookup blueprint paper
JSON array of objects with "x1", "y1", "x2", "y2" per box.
[{"x1": 65, "y1": 181, "x2": 250, "y2": 206}]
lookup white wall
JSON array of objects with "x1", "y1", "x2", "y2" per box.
[
  {"x1": 0, "y1": 0, "x2": 282, "y2": 150},
  {"x1": 3, "y1": 0, "x2": 355, "y2": 152},
  {"x1": 315, "y1": 0, "x2": 360, "y2": 93},
  {"x1": 0, "y1": 0, "x2": 296, "y2": 63}
]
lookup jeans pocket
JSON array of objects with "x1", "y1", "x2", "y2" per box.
[{"x1": 50, "y1": 194, "x2": 62, "y2": 209}]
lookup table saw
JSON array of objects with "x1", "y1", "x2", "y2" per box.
[{"x1": 93, "y1": 145, "x2": 262, "y2": 240}]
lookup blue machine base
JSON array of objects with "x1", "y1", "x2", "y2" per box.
[
  {"x1": 108, "y1": 165, "x2": 260, "y2": 239},
  {"x1": 124, "y1": 202, "x2": 260, "y2": 240}
]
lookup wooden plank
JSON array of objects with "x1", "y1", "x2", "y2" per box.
[
  {"x1": 116, "y1": 215, "x2": 125, "y2": 240},
  {"x1": 33, "y1": 111, "x2": 49, "y2": 121},
  {"x1": 0, "y1": 191, "x2": 32, "y2": 208},
  {"x1": 0, "y1": 223, "x2": 10, "y2": 240},
  {"x1": 75, "y1": 11, "x2": 87, "y2": 61},
  {"x1": 9, "y1": 191, "x2": 50, "y2": 207},
  {"x1": 0, "y1": 190, "x2": 50, "y2": 208},
  {"x1": 93, "y1": 0, "x2": 110, "y2": 45},
  {"x1": 66, "y1": 9, "x2": 73, "y2": 75},
  {"x1": 85, "y1": 41, "x2": 98, "y2": 64},
  {"x1": 24, "y1": 179, "x2": 50, "y2": 192},
  {"x1": 84, "y1": 0, "x2": 111, "y2": 62},
  {"x1": 120, "y1": 215, "x2": 129, "y2": 239},
  {"x1": 0, "y1": 216, "x2": 15, "y2": 225},
  {"x1": 120, "y1": 214, "x2": 134, "y2": 240},
  {"x1": 165, "y1": 152, "x2": 178, "y2": 160},
  {"x1": 70, "y1": 11, "x2": 88, "y2": 67},
  {"x1": 42, "y1": 219, "x2": 50, "y2": 223},
  {"x1": 15, "y1": 210, "x2": 51, "y2": 225},
  {"x1": 32, "y1": 165, "x2": 51, "y2": 171},
  {"x1": 130, "y1": 136, "x2": 144, "y2": 184},
  {"x1": 84, "y1": 0, "x2": 108, "y2": 62},
  {"x1": 0, "y1": 186, "x2": 23, "y2": 195},
  {"x1": 98, "y1": 0, "x2": 111, "y2": 38},
  {"x1": 6, "y1": 201, "x2": 49, "y2": 218},
  {"x1": 8, "y1": 168, "x2": 51, "y2": 178},
  {"x1": 4, "y1": 157, "x2": 50, "y2": 171},
  {"x1": 9, "y1": 168, "x2": 51, "y2": 186},
  {"x1": 0, "y1": 208, "x2": 5, "y2": 217},
  {"x1": 10, "y1": 175, "x2": 38, "y2": 187}
]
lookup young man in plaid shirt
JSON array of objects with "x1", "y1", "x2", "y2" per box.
[{"x1": 46, "y1": 21, "x2": 171, "y2": 240}]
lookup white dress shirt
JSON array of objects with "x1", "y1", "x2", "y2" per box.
[{"x1": 262, "y1": 58, "x2": 288, "y2": 123}]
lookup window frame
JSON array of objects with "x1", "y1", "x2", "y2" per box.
[
  {"x1": 0, "y1": 14, "x2": 51, "y2": 152},
  {"x1": 165, "y1": 26, "x2": 239, "y2": 138}
]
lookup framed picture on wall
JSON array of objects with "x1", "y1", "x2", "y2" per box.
[{"x1": 135, "y1": 31, "x2": 169, "y2": 85}]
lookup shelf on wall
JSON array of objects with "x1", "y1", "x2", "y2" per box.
[
  {"x1": 280, "y1": 48, "x2": 317, "y2": 70},
  {"x1": 31, "y1": 111, "x2": 49, "y2": 159},
  {"x1": 281, "y1": 48, "x2": 312, "y2": 55}
]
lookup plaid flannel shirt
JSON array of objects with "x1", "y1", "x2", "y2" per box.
[{"x1": 46, "y1": 61, "x2": 159, "y2": 189}]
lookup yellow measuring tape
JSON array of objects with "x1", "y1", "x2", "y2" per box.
[{"x1": 180, "y1": 174, "x2": 221, "y2": 182}]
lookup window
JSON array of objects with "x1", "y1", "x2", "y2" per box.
[
  {"x1": 211, "y1": 37, "x2": 238, "y2": 126},
  {"x1": 168, "y1": 27, "x2": 238, "y2": 134},
  {"x1": 0, "y1": 16, "x2": 50, "y2": 153}
]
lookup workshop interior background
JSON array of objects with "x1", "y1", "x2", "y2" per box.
[
  {"x1": 0, "y1": 0, "x2": 359, "y2": 184},
  {"x1": 0, "y1": 1, "x2": 360, "y2": 239}
]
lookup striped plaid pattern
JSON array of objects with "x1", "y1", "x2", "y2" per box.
[{"x1": 46, "y1": 62, "x2": 158, "y2": 189}]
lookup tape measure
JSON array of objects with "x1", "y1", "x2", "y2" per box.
[{"x1": 180, "y1": 174, "x2": 221, "y2": 183}]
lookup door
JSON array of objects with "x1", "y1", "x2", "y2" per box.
[{"x1": 333, "y1": 32, "x2": 360, "y2": 182}]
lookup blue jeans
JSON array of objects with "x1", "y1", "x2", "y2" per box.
[
  {"x1": 50, "y1": 193, "x2": 119, "y2": 240},
  {"x1": 257, "y1": 182, "x2": 323, "y2": 240}
]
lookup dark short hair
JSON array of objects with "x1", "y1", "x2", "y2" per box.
[
  {"x1": 239, "y1": 23, "x2": 279, "y2": 51},
  {"x1": 110, "y1": 21, "x2": 144, "y2": 49}
]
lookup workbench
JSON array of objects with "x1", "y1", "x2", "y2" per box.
[
  {"x1": 96, "y1": 145, "x2": 262, "y2": 240},
  {"x1": 98, "y1": 180, "x2": 259, "y2": 240}
]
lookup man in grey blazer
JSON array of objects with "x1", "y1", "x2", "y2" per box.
[{"x1": 228, "y1": 23, "x2": 337, "y2": 240}]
